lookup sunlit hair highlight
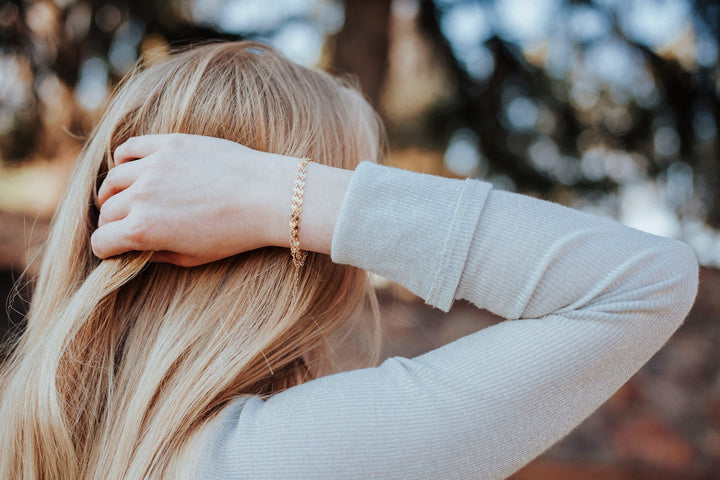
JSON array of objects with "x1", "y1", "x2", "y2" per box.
[{"x1": 0, "y1": 40, "x2": 386, "y2": 479}]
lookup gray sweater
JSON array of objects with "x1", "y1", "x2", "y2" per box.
[{"x1": 196, "y1": 161, "x2": 699, "y2": 479}]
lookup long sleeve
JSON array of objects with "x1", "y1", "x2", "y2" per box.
[{"x1": 196, "y1": 161, "x2": 699, "y2": 480}]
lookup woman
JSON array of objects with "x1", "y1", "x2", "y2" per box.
[{"x1": 0, "y1": 41, "x2": 698, "y2": 479}]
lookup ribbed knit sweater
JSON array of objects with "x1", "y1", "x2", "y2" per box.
[{"x1": 196, "y1": 161, "x2": 699, "y2": 479}]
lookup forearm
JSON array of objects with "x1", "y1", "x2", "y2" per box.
[{"x1": 330, "y1": 161, "x2": 698, "y2": 316}]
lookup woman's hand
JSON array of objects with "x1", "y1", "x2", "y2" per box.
[{"x1": 91, "y1": 133, "x2": 351, "y2": 266}]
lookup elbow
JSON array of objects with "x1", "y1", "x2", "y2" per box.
[
  {"x1": 661, "y1": 238, "x2": 700, "y2": 324},
  {"x1": 577, "y1": 237, "x2": 700, "y2": 361},
  {"x1": 583, "y1": 235, "x2": 699, "y2": 333}
]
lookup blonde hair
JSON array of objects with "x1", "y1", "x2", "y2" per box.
[{"x1": 0, "y1": 40, "x2": 386, "y2": 479}]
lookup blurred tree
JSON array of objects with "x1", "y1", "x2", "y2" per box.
[
  {"x1": 0, "y1": 0, "x2": 718, "y2": 233},
  {"x1": 410, "y1": 0, "x2": 720, "y2": 230},
  {"x1": 331, "y1": 0, "x2": 392, "y2": 110},
  {"x1": 0, "y1": 0, "x2": 240, "y2": 159}
]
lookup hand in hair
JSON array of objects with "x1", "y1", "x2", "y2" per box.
[{"x1": 92, "y1": 133, "x2": 351, "y2": 266}]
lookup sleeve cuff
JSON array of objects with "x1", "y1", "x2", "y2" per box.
[{"x1": 331, "y1": 161, "x2": 493, "y2": 312}]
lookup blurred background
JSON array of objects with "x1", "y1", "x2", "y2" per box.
[{"x1": 0, "y1": 0, "x2": 719, "y2": 477}]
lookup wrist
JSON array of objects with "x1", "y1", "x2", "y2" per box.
[
  {"x1": 300, "y1": 161, "x2": 352, "y2": 256},
  {"x1": 263, "y1": 154, "x2": 300, "y2": 250},
  {"x1": 268, "y1": 156, "x2": 353, "y2": 257}
]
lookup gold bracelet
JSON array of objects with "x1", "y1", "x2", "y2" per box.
[{"x1": 289, "y1": 158, "x2": 309, "y2": 304}]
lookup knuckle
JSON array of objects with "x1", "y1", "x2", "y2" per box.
[
  {"x1": 127, "y1": 214, "x2": 150, "y2": 246},
  {"x1": 133, "y1": 176, "x2": 156, "y2": 201},
  {"x1": 101, "y1": 195, "x2": 120, "y2": 217},
  {"x1": 149, "y1": 154, "x2": 168, "y2": 171}
]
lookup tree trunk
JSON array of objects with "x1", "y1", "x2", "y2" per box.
[{"x1": 332, "y1": 0, "x2": 392, "y2": 111}]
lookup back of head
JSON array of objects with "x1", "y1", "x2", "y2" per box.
[{"x1": 0, "y1": 41, "x2": 385, "y2": 479}]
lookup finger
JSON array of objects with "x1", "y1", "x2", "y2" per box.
[
  {"x1": 97, "y1": 160, "x2": 146, "y2": 207},
  {"x1": 91, "y1": 217, "x2": 141, "y2": 259},
  {"x1": 97, "y1": 188, "x2": 132, "y2": 227},
  {"x1": 113, "y1": 134, "x2": 170, "y2": 165}
]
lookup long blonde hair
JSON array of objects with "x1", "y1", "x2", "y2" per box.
[{"x1": 0, "y1": 41, "x2": 386, "y2": 479}]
